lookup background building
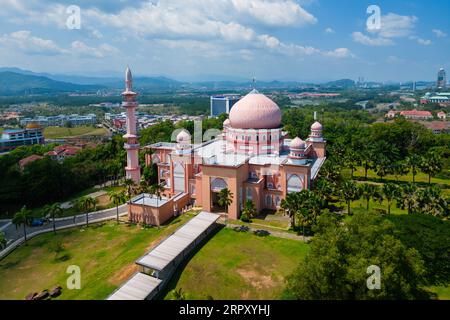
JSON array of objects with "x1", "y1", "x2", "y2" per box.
[
  {"x1": 0, "y1": 123, "x2": 44, "y2": 151},
  {"x1": 437, "y1": 67, "x2": 447, "y2": 89},
  {"x1": 210, "y1": 95, "x2": 241, "y2": 117}
]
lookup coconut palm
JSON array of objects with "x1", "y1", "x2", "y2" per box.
[
  {"x1": 242, "y1": 200, "x2": 257, "y2": 220},
  {"x1": 217, "y1": 188, "x2": 233, "y2": 214},
  {"x1": 280, "y1": 192, "x2": 299, "y2": 230},
  {"x1": 359, "y1": 183, "x2": 377, "y2": 211},
  {"x1": 42, "y1": 203, "x2": 63, "y2": 234},
  {"x1": 150, "y1": 183, "x2": 165, "y2": 207},
  {"x1": 396, "y1": 183, "x2": 419, "y2": 215},
  {"x1": 382, "y1": 183, "x2": 399, "y2": 215},
  {"x1": 124, "y1": 178, "x2": 136, "y2": 203},
  {"x1": 420, "y1": 152, "x2": 443, "y2": 185},
  {"x1": 339, "y1": 180, "x2": 360, "y2": 215},
  {"x1": 109, "y1": 191, "x2": 126, "y2": 222},
  {"x1": 417, "y1": 185, "x2": 448, "y2": 217},
  {"x1": 12, "y1": 206, "x2": 32, "y2": 244},
  {"x1": 406, "y1": 154, "x2": 422, "y2": 183},
  {"x1": 79, "y1": 196, "x2": 98, "y2": 227},
  {"x1": 390, "y1": 162, "x2": 410, "y2": 182}
]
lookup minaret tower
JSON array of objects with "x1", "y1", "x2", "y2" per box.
[{"x1": 122, "y1": 66, "x2": 141, "y2": 183}]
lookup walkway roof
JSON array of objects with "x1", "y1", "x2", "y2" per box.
[
  {"x1": 107, "y1": 272, "x2": 162, "y2": 300},
  {"x1": 136, "y1": 211, "x2": 220, "y2": 272}
]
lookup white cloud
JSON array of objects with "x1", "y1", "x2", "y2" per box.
[
  {"x1": 0, "y1": 30, "x2": 66, "y2": 54},
  {"x1": 323, "y1": 48, "x2": 354, "y2": 58},
  {"x1": 432, "y1": 29, "x2": 447, "y2": 38},
  {"x1": 325, "y1": 27, "x2": 335, "y2": 34},
  {"x1": 353, "y1": 13, "x2": 417, "y2": 47},
  {"x1": 352, "y1": 32, "x2": 394, "y2": 46},
  {"x1": 370, "y1": 13, "x2": 417, "y2": 38},
  {"x1": 410, "y1": 36, "x2": 432, "y2": 46},
  {"x1": 231, "y1": 0, "x2": 317, "y2": 26},
  {"x1": 70, "y1": 41, "x2": 119, "y2": 58}
]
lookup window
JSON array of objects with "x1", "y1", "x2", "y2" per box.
[
  {"x1": 287, "y1": 174, "x2": 303, "y2": 193},
  {"x1": 266, "y1": 195, "x2": 272, "y2": 206},
  {"x1": 246, "y1": 187, "x2": 252, "y2": 200}
]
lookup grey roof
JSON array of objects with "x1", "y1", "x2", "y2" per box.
[
  {"x1": 136, "y1": 211, "x2": 220, "y2": 272},
  {"x1": 107, "y1": 273, "x2": 162, "y2": 300}
]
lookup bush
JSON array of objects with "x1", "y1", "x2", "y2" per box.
[{"x1": 240, "y1": 213, "x2": 250, "y2": 222}]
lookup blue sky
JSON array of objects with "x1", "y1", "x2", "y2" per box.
[{"x1": 0, "y1": 0, "x2": 448, "y2": 82}]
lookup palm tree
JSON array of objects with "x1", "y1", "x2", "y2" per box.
[
  {"x1": 313, "y1": 178, "x2": 334, "y2": 204},
  {"x1": 359, "y1": 183, "x2": 376, "y2": 211},
  {"x1": 150, "y1": 183, "x2": 165, "y2": 207},
  {"x1": 217, "y1": 188, "x2": 233, "y2": 214},
  {"x1": 124, "y1": 178, "x2": 136, "y2": 204},
  {"x1": 242, "y1": 200, "x2": 257, "y2": 220},
  {"x1": 345, "y1": 150, "x2": 359, "y2": 179},
  {"x1": 0, "y1": 231, "x2": 7, "y2": 249},
  {"x1": 382, "y1": 183, "x2": 399, "y2": 215},
  {"x1": 417, "y1": 185, "x2": 448, "y2": 217},
  {"x1": 109, "y1": 191, "x2": 126, "y2": 222},
  {"x1": 12, "y1": 206, "x2": 32, "y2": 244},
  {"x1": 339, "y1": 180, "x2": 360, "y2": 215},
  {"x1": 390, "y1": 162, "x2": 410, "y2": 183},
  {"x1": 79, "y1": 196, "x2": 98, "y2": 227},
  {"x1": 42, "y1": 203, "x2": 63, "y2": 234},
  {"x1": 280, "y1": 192, "x2": 299, "y2": 230},
  {"x1": 406, "y1": 154, "x2": 422, "y2": 183},
  {"x1": 396, "y1": 183, "x2": 419, "y2": 215},
  {"x1": 420, "y1": 152, "x2": 443, "y2": 185}
]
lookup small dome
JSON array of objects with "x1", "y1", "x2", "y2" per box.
[
  {"x1": 223, "y1": 119, "x2": 230, "y2": 127},
  {"x1": 176, "y1": 130, "x2": 191, "y2": 143},
  {"x1": 26, "y1": 122, "x2": 42, "y2": 129},
  {"x1": 311, "y1": 121, "x2": 323, "y2": 131},
  {"x1": 229, "y1": 89, "x2": 281, "y2": 129},
  {"x1": 290, "y1": 137, "x2": 305, "y2": 150}
]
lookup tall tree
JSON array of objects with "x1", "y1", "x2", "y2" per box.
[
  {"x1": 217, "y1": 188, "x2": 233, "y2": 214},
  {"x1": 339, "y1": 180, "x2": 360, "y2": 215},
  {"x1": 420, "y1": 152, "x2": 443, "y2": 185},
  {"x1": 124, "y1": 178, "x2": 136, "y2": 204},
  {"x1": 359, "y1": 183, "x2": 377, "y2": 211},
  {"x1": 42, "y1": 203, "x2": 63, "y2": 234},
  {"x1": 0, "y1": 231, "x2": 7, "y2": 249},
  {"x1": 396, "y1": 183, "x2": 419, "y2": 215},
  {"x1": 382, "y1": 183, "x2": 399, "y2": 215},
  {"x1": 286, "y1": 212, "x2": 428, "y2": 300},
  {"x1": 12, "y1": 206, "x2": 32, "y2": 244},
  {"x1": 281, "y1": 192, "x2": 299, "y2": 230},
  {"x1": 109, "y1": 191, "x2": 126, "y2": 223},
  {"x1": 406, "y1": 154, "x2": 422, "y2": 184}
]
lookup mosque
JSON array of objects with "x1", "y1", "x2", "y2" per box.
[{"x1": 122, "y1": 68, "x2": 326, "y2": 223}]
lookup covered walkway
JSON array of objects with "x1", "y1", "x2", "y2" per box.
[{"x1": 107, "y1": 211, "x2": 220, "y2": 300}]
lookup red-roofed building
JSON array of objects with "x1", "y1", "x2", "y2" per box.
[
  {"x1": 399, "y1": 110, "x2": 433, "y2": 120},
  {"x1": 45, "y1": 145, "x2": 82, "y2": 162},
  {"x1": 421, "y1": 121, "x2": 450, "y2": 135},
  {"x1": 437, "y1": 111, "x2": 447, "y2": 120},
  {"x1": 19, "y1": 154, "x2": 43, "y2": 170}
]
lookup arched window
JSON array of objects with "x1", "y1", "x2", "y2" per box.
[
  {"x1": 275, "y1": 196, "x2": 281, "y2": 207},
  {"x1": 173, "y1": 162, "x2": 185, "y2": 192},
  {"x1": 246, "y1": 187, "x2": 252, "y2": 200},
  {"x1": 287, "y1": 174, "x2": 303, "y2": 193},
  {"x1": 211, "y1": 178, "x2": 228, "y2": 192},
  {"x1": 266, "y1": 195, "x2": 272, "y2": 206},
  {"x1": 152, "y1": 154, "x2": 161, "y2": 164}
]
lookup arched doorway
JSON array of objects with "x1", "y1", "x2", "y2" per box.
[
  {"x1": 287, "y1": 174, "x2": 304, "y2": 193},
  {"x1": 210, "y1": 178, "x2": 228, "y2": 213}
]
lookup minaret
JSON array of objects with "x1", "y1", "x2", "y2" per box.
[{"x1": 122, "y1": 66, "x2": 141, "y2": 183}]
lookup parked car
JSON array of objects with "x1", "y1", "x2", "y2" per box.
[{"x1": 30, "y1": 218, "x2": 45, "y2": 227}]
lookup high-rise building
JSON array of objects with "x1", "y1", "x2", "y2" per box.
[
  {"x1": 210, "y1": 95, "x2": 241, "y2": 117},
  {"x1": 122, "y1": 67, "x2": 141, "y2": 183},
  {"x1": 437, "y1": 68, "x2": 447, "y2": 89}
]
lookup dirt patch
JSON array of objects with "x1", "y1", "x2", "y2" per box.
[
  {"x1": 109, "y1": 263, "x2": 139, "y2": 285},
  {"x1": 236, "y1": 268, "x2": 277, "y2": 290}
]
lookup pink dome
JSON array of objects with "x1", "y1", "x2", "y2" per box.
[
  {"x1": 223, "y1": 119, "x2": 230, "y2": 127},
  {"x1": 290, "y1": 137, "x2": 306, "y2": 150},
  {"x1": 229, "y1": 89, "x2": 281, "y2": 129},
  {"x1": 176, "y1": 130, "x2": 191, "y2": 143},
  {"x1": 311, "y1": 121, "x2": 323, "y2": 130}
]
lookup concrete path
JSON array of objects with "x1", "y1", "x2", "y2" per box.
[
  {"x1": 0, "y1": 204, "x2": 128, "y2": 259},
  {"x1": 224, "y1": 222, "x2": 311, "y2": 242},
  {"x1": 60, "y1": 190, "x2": 108, "y2": 209}
]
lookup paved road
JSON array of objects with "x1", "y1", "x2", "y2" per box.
[{"x1": 1, "y1": 205, "x2": 128, "y2": 257}]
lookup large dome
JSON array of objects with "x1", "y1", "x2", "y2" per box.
[{"x1": 229, "y1": 89, "x2": 282, "y2": 129}]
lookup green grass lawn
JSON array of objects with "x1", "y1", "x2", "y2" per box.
[
  {"x1": 0, "y1": 213, "x2": 194, "y2": 300},
  {"x1": 162, "y1": 227, "x2": 309, "y2": 300},
  {"x1": 44, "y1": 126, "x2": 108, "y2": 139}
]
